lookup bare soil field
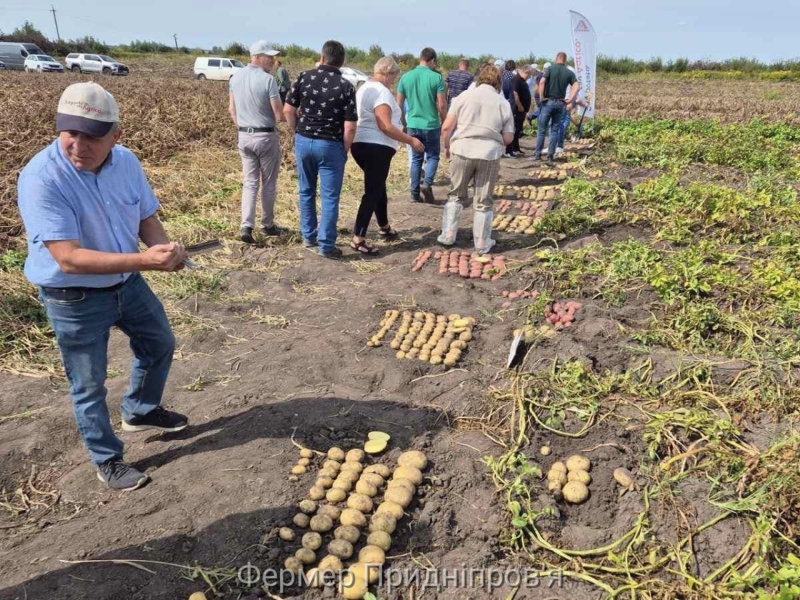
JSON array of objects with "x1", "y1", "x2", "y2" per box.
[{"x1": 1, "y1": 68, "x2": 799, "y2": 600}]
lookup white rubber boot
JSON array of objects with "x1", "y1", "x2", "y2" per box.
[
  {"x1": 473, "y1": 210, "x2": 496, "y2": 254},
  {"x1": 438, "y1": 199, "x2": 463, "y2": 246}
]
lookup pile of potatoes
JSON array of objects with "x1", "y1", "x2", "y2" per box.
[
  {"x1": 437, "y1": 250, "x2": 507, "y2": 282},
  {"x1": 279, "y1": 447, "x2": 429, "y2": 600},
  {"x1": 290, "y1": 447, "x2": 314, "y2": 476},
  {"x1": 493, "y1": 214, "x2": 539, "y2": 234},
  {"x1": 512, "y1": 323, "x2": 556, "y2": 343},
  {"x1": 501, "y1": 289, "x2": 539, "y2": 308},
  {"x1": 544, "y1": 301, "x2": 582, "y2": 329},
  {"x1": 494, "y1": 184, "x2": 560, "y2": 201},
  {"x1": 368, "y1": 311, "x2": 475, "y2": 368},
  {"x1": 525, "y1": 169, "x2": 569, "y2": 181},
  {"x1": 547, "y1": 454, "x2": 592, "y2": 504},
  {"x1": 367, "y1": 310, "x2": 400, "y2": 347},
  {"x1": 497, "y1": 199, "x2": 554, "y2": 217}
]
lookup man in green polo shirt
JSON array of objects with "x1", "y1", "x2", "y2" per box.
[{"x1": 397, "y1": 47, "x2": 446, "y2": 203}]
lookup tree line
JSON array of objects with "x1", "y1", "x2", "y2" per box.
[{"x1": 2, "y1": 21, "x2": 798, "y2": 74}]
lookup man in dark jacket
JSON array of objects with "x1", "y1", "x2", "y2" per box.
[{"x1": 506, "y1": 65, "x2": 532, "y2": 157}]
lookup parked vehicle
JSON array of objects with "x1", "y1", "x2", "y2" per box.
[
  {"x1": 0, "y1": 61, "x2": 6, "y2": 70},
  {"x1": 340, "y1": 66, "x2": 369, "y2": 89},
  {"x1": 24, "y1": 54, "x2": 64, "y2": 73},
  {"x1": 64, "y1": 53, "x2": 129, "y2": 75},
  {"x1": 193, "y1": 57, "x2": 244, "y2": 81},
  {"x1": 0, "y1": 42, "x2": 44, "y2": 70}
]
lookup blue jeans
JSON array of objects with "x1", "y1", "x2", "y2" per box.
[
  {"x1": 557, "y1": 107, "x2": 572, "y2": 148},
  {"x1": 39, "y1": 273, "x2": 175, "y2": 465},
  {"x1": 295, "y1": 135, "x2": 347, "y2": 253},
  {"x1": 407, "y1": 128, "x2": 441, "y2": 197},
  {"x1": 535, "y1": 101, "x2": 567, "y2": 158}
]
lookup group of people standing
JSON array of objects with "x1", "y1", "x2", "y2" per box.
[
  {"x1": 14, "y1": 38, "x2": 587, "y2": 492},
  {"x1": 230, "y1": 41, "x2": 584, "y2": 258}
]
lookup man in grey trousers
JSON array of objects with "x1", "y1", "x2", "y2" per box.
[{"x1": 229, "y1": 40, "x2": 286, "y2": 243}]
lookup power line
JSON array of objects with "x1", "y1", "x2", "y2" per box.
[{"x1": 49, "y1": 4, "x2": 60, "y2": 41}]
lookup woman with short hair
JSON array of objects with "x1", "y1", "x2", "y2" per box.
[
  {"x1": 438, "y1": 65, "x2": 515, "y2": 253},
  {"x1": 350, "y1": 56, "x2": 425, "y2": 254}
]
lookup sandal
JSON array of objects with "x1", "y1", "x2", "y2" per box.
[
  {"x1": 350, "y1": 239, "x2": 379, "y2": 255},
  {"x1": 378, "y1": 226, "x2": 398, "y2": 239}
]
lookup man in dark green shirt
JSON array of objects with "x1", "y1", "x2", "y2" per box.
[
  {"x1": 534, "y1": 52, "x2": 580, "y2": 162},
  {"x1": 397, "y1": 47, "x2": 447, "y2": 203},
  {"x1": 274, "y1": 60, "x2": 291, "y2": 103}
]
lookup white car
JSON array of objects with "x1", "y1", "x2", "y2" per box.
[
  {"x1": 340, "y1": 66, "x2": 369, "y2": 89},
  {"x1": 24, "y1": 54, "x2": 64, "y2": 73},
  {"x1": 193, "y1": 57, "x2": 244, "y2": 81},
  {"x1": 64, "y1": 53, "x2": 129, "y2": 75}
]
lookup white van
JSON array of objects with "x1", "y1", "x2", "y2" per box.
[{"x1": 193, "y1": 57, "x2": 244, "y2": 81}]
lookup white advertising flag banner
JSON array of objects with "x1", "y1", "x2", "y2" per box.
[{"x1": 570, "y1": 10, "x2": 597, "y2": 118}]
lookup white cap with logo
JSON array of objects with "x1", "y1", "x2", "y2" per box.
[
  {"x1": 531, "y1": 63, "x2": 540, "y2": 71},
  {"x1": 250, "y1": 40, "x2": 280, "y2": 57},
  {"x1": 493, "y1": 59, "x2": 504, "y2": 68},
  {"x1": 56, "y1": 82, "x2": 119, "y2": 137}
]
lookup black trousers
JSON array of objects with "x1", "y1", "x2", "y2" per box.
[
  {"x1": 351, "y1": 142, "x2": 396, "y2": 237},
  {"x1": 507, "y1": 111, "x2": 527, "y2": 153}
]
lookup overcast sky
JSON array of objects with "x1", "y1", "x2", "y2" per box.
[{"x1": 2, "y1": 0, "x2": 797, "y2": 62}]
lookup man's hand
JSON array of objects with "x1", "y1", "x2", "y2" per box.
[
  {"x1": 410, "y1": 138, "x2": 425, "y2": 153},
  {"x1": 445, "y1": 147, "x2": 451, "y2": 160},
  {"x1": 142, "y1": 243, "x2": 187, "y2": 272}
]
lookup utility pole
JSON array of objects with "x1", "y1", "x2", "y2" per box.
[
  {"x1": 173, "y1": 34, "x2": 178, "y2": 50},
  {"x1": 50, "y1": 5, "x2": 61, "y2": 42}
]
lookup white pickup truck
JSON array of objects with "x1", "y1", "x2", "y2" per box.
[{"x1": 64, "y1": 53, "x2": 129, "y2": 75}]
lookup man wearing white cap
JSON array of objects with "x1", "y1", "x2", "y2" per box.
[
  {"x1": 17, "y1": 82, "x2": 189, "y2": 491},
  {"x1": 229, "y1": 40, "x2": 286, "y2": 243}
]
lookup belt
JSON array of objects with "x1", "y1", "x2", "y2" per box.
[
  {"x1": 41, "y1": 276, "x2": 130, "y2": 295},
  {"x1": 238, "y1": 126, "x2": 275, "y2": 133}
]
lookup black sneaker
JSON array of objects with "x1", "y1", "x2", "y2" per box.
[
  {"x1": 302, "y1": 238, "x2": 317, "y2": 248},
  {"x1": 260, "y1": 224, "x2": 285, "y2": 237},
  {"x1": 122, "y1": 406, "x2": 188, "y2": 433},
  {"x1": 319, "y1": 247, "x2": 343, "y2": 259},
  {"x1": 97, "y1": 460, "x2": 149, "y2": 491},
  {"x1": 240, "y1": 227, "x2": 255, "y2": 244},
  {"x1": 411, "y1": 194, "x2": 421, "y2": 203},
  {"x1": 420, "y1": 184, "x2": 435, "y2": 204},
  {"x1": 533, "y1": 154, "x2": 542, "y2": 161}
]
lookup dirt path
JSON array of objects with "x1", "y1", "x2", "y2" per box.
[{"x1": 0, "y1": 135, "x2": 607, "y2": 600}]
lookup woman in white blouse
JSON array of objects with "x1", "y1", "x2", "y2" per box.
[{"x1": 350, "y1": 56, "x2": 425, "y2": 255}]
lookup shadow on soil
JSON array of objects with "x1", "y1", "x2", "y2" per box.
[{"x1": 0, "y1": 396, "x2": 449, "y2": 600}]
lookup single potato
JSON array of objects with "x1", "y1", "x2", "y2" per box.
[
  {"x1": 347, "y1": 493, "x2": 374, "y2": 514},
  {"x1": 369, "y1": 513, "x2": 397, "y2": 534},
  {"x1": 310, "y1": 514, "x2": 334, "y2": 533},
  {"x1": 334, "y1": 525, "x2": 361, "y2": 544},
  {"x1": 328, "y1": 447, "x2": 346, "y2": 462},
  {"x1": 293, "y1": 513, "x2": 310, "y2": 528},
  {"x1": 339, "y1": 508, "x2": 367, "y2": 527},
  {"x1": 295, "y1": 547, "x2": 316, "y2": 565},
  {"x1": 566, "y1": 455, "x2": 591, "y2": 472},
  {"x1": 302, "y1": 532, "x2": 322, "y2": 551},
  {"x1": 393, "y1": 466, "x2": 423, "y2": 485},
  {"x1": 367, "y1": 530, "x2": 392, "y2": 552},
  {"x1": 328, "y1": 539, "x2": 354, "y2": 560},
  {"x1": 376, "y1": 501, "x2": 405, "y2": 520},
  {"x1": 358, "y1": 545, "x2": 386, "y2": 565},
  {"x1": 317, "y1": 505, "x2": 342, "y2": 521}
]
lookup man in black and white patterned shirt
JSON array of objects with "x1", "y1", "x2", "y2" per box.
[{"x1": 283, "y1": 40, "x2": 357, "y2": 258}]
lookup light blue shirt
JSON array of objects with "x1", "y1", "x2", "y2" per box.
[{"x1": 17, "y1": 140, "x2": 159, "y2": 288}]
